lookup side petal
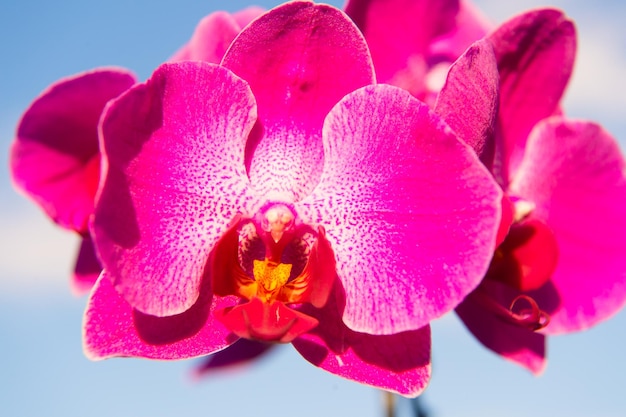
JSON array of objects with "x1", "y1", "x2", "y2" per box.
[
  {"x1": 345, "y1": 0, "x2": 459, "y2": 87},
  {"x1": 456, "y1": 280, "x2": 546, "y2": 374},
  {"x1": 296, "y1": 85, "x2": 502, "y2": 334},
  {"x1": 434, "y1": 39, "x2": 499, "y2": 168},
  {"x1": 510, "y1": 118, "x2": 626, "y2": 334},
  {"x1": 72, "y1": 235, "x2": 102, "y2": 295},
  {"x1": 93, "y1": 62, "x2": 260, "y2": 316},
  {"x1": 10, "y1": 68, "x2": 135, "y2": 233},
  {"x1": 222, "y1": 1, "x2": 375, "y2": 201},
  {"x1": 490, "y1": 9, "x2": 576, "y2": 183},
  {"x1": 83, "y1": 272, "x2": 237, "y2": 360},
  {"x1": 293, "y1": 286, "x2": 431, "y2": 398}
]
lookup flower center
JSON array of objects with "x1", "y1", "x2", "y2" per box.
[{"x1": 211, "y1": 203, "x2": 336, "y2": 343}]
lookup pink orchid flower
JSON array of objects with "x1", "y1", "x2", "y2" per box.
[
  {"x1": 8, "y1": 7, "x2": 262, "y2": 295},
  {"x1": 345, "y1": 0, "x2": 491, "y2": 102},
  {"x1": 83, "y1": 2, "x2": 501, "y2": 396},
  {"x1": 444, "y1": 9, "x2": 626, "y2": 374}
]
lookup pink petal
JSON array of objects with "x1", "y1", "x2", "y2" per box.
[
  {"x1": 296, "y1": 85, "x2": 502, "y2": 334},
  {"x1": 93, "y1": 62, "x2": 260, "y2": 316},
  {"x1": 429, "y1": 0, "x2": 493, "y2": 60},
  {"x1": 83, "y1": 272, "x2": 237, "y2": 360},
  {"x1": 293, "y1": 286, "x2": 431, "y2": 397},
  {"x1": 345, "y1": 0, "x2": 459, "y2": 87},
  {"x1": 72, "y1": 235, "x2": 102, "y2": 295},
  {"x1": 194, "y1": 339, "x2": 274, "y2": 376},
  {"x1": 456, "y1": 280, "x2": 546, "y2": 374},
  {"x1": 435, "y1": 39, "x2": 499, "y2": 168},
  {"x1": 10, "y1": 68, "x2": 135, "y2": 233},
  {"x1": 222, "y1": 1, "x2": 375, "y2": 201},
  {"x1": 168, "y1": 8, "x2": 263, "y2": 63},
  {"x1": 509, "y1": 118, "x2": 626, "y2": 334},
  {"x1": 490, "y1": 9, "x2": 576, "y2": 183}
]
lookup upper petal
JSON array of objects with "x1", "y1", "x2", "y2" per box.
[
  {"x1": 510, "y1": 118, "x2": 626, "y2": 334},
  {"x1": 434, "y1": 39, "x2": 499, "y2": 168},
  {"x1": 83, "y1": 272, "x2": 236, "y2": 360},
  {"x1": 168, "y1": 8, "x2": 263, "y2": 63},
  {"x1": 490, "y1": 9, "x2": 576, "y2": 184},
  {"x1": 10, "y1": 68, "x2": 135, "y2": 232},
  {"x1": 93, "y1": 62, "x2": 260, "y2": 316},
  {"x1": 345, "y1": 0, "x2": 459, "y2": 86},
  {"x1": 296, "y1": 85, "x2": 502, "y2": 334},
  {"x1": 222, "y1": 1, "x2": 375, "y2": 201},
  {"x1": 292, "y1": 285, "x2": 431, "y2": 397}
]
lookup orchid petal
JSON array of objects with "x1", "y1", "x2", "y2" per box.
[
  {"x1": 93, "y1": 62, "x2": 259, "y2": 316},
  {"x1": 83, "y1": 272, "x2": 236, "y2": 360},
  {"x1": 293, "y1": 286, "x2": 431, "y2": 397},
  {"x1": 296, "y1": 85, "x2": 502, "y2": 334},
  {"x1": 72, "y1": 235, "x2": 102, "y2": 295},
  {"x1": 345, "y1": 0, "x2": 459, "y2": 88},
  {"x1": 510, "y1": 118, "x2": 626, "y2": 334},
  {"x1": 456, "y1": 280, "x2": 546, "y2": 374},
  {"x1": 222, "y1": 1, "x2": 374, "y2": 201},
  {"x1": 10, "y1": 68, "x2": 135, "y2": 233},
  {"x1": 435, "y1": 39, "x2": 499, "y2": 168},
  {"x1": 490, "y1": 9, "x2": 576, "y2": 183},
  {"x1": 429, "y1": 0, "x2": 492, "y2": 60},
  {"x1": 169, "y1": 8, "x2": 262, "y2": 63},
  {"x1": 194, "y1": 339, "x2": 274, "y2": 376}
]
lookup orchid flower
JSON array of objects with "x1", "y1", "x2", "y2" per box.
[
  {"x1": 344, "y1": 0, "x2": 491, "y2": 103},
  {"x1": 8, "y1": 7, "x2": 261, "y2": 295},
  {"x1": 83, "y1": 1, "x2": 501, "y2": 396},
  {"x1": 439, "y1": 9, "x2": 626, "y2": 373},
  {"x1": 9, "y1": 69, "x2": 136, "y2": 294}
]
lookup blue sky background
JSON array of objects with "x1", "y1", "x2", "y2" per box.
[{"x1": 1, "y1": 1, "x2": 625, "y2": 416}]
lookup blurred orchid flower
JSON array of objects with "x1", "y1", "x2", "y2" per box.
[
  {"x1": 439, "y1": 9, "x2": 626, "y2": 374},
  {"x1": 83, "y1": 2, "x2": 501, "y2": 396}
]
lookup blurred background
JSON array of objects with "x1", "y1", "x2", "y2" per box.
[{"x1": 1, "y1": 1, "x2": 624, "y2": 416}]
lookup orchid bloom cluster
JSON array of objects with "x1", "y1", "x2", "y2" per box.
[{"x1": 9, "y1": 0, "x2": 626, "y2": 397}]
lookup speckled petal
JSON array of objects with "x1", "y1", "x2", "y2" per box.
[
  {"x1": 222, "y1": 1, "x2": 374, "y2": 201},
  {"x1": 293, "y1": 286, "x2": 431, "y2": 397},
  {"x1": 93, "y1": 62, "x2": 260, "y2": 316},
  {"x1": 510, "y1": 118, "x2": 626, "y2": 334},
  {"x1": 435, "y1": 39, "x2": 499, "y2": 168},
  {"x1": 83, "y1": 272, "x2": 236, "y2": 360},
  {"x1": 490, "y1": 9, "x2": 576, "y2": 183},
  {"x1": 296, "y1": 84, "x2": 502, "y2": 334},
  {"x1": 10, "y1": 68, "x2": 135, "y2": 233}
]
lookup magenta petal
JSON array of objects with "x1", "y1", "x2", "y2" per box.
[
  {"x1": 10, "y1": 68, "x2": 135, "y2": 232},
  {"x1": 72, "y1": 235, "x2": 102, "y2": 295},
  {"x1": 194, "y1": 339, "x2": 274, "y2": 376},
  {"x1": 83, "y1": 272, "x2": 236, "y2": 360},
  {"x1": 293, "y1": 286, "x2": 431, "y2": 397},
  {"x1": 490, "y1": 9, "x2": 576, "y2": 182},
  {"x1": 296, "y1": 85, "x2": 502, "y2": 334},
  {"x1": 456, "y1": 280, "x2": 546, "y2": 374},
  {"x1": 169, "y1": 9, "x2": 262, "y2": 64},
  {"x1": 222, "y1": 1, "x2": 374, "y2": 201},
  {"x1": 435, "y1": 39, "x2": 499, "y2": 167},
  {"x1": 510, "y1": 118, "x2": 626, "y2": 334},
  {"x1": 345, "y1": 0, "x2": 459, "y2": 85},
  {"x1": 94, "y1": 62, "x2": 259, "y2": 316}
]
